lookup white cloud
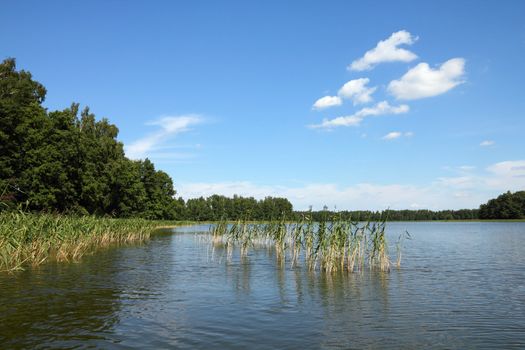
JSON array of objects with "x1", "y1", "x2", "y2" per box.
[
  {"x1": 148, "y1": 115, "x2": 201, "y2": 133},
  {"x1": 388, "y1": 58, "x2": 466, "y2": 100},
  {"x1": 487, "y1": 160, "x2": 525, "y2": 177},
  {"x1": 312, "y1": 95, "x2": 342, "y2": 110},
  {"x1": 382, "y1": 131, "x2": 413, "y2": 140},
  {"x1": 349, "y1": 30, "x2": 418, "y2": 71},
  {"x1": 435, "y1": 161, "x2": 525, "y2": 193},
  {"x1": 382, "y1": 131, "x2": 402, "y2": 140},
  {"x1": 125, "y1": 115, "x2": 202, "y2": 159},
  {"x1": 310, "y1": 101, "x2": 409, "y2": 129},
  {"x1": 435, "y1": 176, "x2": 475, "y2": 189},
  {"x1": 485, "y1": 160, "x2": 525, "y2": 189},
  {"x1": 313, "y1": 79, "x2": 375, "y2": 110},
  {"x1": 480, "y1": 140, "x2": 495, "y2": 147},
  {"x1": 177, "y1": 160, "x2": 525, "y2": 211},
  {"x1": 337, "y1": 78, "x2": 377, "y2": 105}
]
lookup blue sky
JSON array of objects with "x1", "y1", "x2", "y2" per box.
[{"x1": 2, "y1": 1, "x2": 525, "y2": 210}]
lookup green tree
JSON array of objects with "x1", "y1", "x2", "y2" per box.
[
  {"x1": 479, "y1": 191, "x2": 525, "y2": 219},
  {"x1": 0, "y1": 58, "x2": 184, "y2": 219},
  {"x1": 0, "y1": 58, "x2": 47, "y2": 207}
]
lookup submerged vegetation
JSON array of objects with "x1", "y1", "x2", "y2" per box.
[
  {"x1": 0, "y1": 212, "x2": 159, "y2": 272},
  {"x1": 210, "y1": 214, "x2": 410, "y2": 273}
]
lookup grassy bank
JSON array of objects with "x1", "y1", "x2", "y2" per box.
[{"x1": 0, "y1": 212, "x2": 170, "y2": 272}]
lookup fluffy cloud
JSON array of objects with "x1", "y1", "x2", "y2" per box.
[
  {"x1": 313, "y1": 78, "x2": 375, "y2": 110},
  {"x1": 382, "y1": 131, "x2": 413, "y2": 140},
  {"x1": 436, "y1": 160, "x2": 525, "y2": 198},
  {"x1": 485, "y1": 160, "x2": 525, "y2": 189},
  {"x1": 338, "y1": 78, "x2": 377, "y2": 105},
  {"x1": 125, "y1": 115, "x2": 202, "y2": 159},
  {"x1": 383, "y1": 131, "x2": 402, "y2": 140},
  {"x1": 177, "y1": 160, "x2": 525, "y2": 211},
  {"x1": 349, "y1": 30, "x2": 418, "y2": 71},
  {"x1": 480, "y1": 140, "x2": 495, "y2": 147},
  {"x1": 309, "y1": 101, "x2": 409, "y2": 129},
  {"x1": 312, "y1": 95, "x2": 342, "y2": 110},
  {"x1": 388, "y1": 58, "x2": 465, "y2": 100}
]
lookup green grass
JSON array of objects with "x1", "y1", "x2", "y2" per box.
[
  {"x1": 210, "y1": 214, "x2": 407, "y2": 273},
  {"x1": 0, "y1": 212, "x2": 167, "y2": 272}
]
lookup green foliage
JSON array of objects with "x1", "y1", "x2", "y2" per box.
[
  {"x1": 0, "y1": 58, "x2": 48, "y2": 207},
  {"x1": 184, "y1": 195, "x2": 293, "y2": 221},
  {"x1": 0, "y1": 58, "x2": 181, "y2": 219},
  {"x1": 294, "y1": 208, "x2": 480, "y2": 221},
  {"x1": 479, "y1": 191, "x2": 525, "y2": 219}
]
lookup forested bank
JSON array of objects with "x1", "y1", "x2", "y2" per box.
[
  {"x1": 0, "y1": 58, "x2": 180, "y2": 219},
  {"x1": 478, "y1": 191, "x2": 525, "y2": 220},
  {"x1": 298, "y1": 192, "x2": 524, "y2": 221},
  {"x1": 0, "y1": 58, "x2": 293, "y2": 220},
  {"x1": 294, "y1": 208, "x2": 480, "y2": 221},
  {"x1": 1, "y1": 58, "x2": 523, "y2": 222}
]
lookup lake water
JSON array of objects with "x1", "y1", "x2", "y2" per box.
[{"x1": 1, "y1": 222, "x2": 524, "y2": 349}]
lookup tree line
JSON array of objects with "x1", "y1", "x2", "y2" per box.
[
  {"x1": 1, "y1": 58, "x2": 523, "y2": 221},
  {"x1": 299, "y1": 192, "x2": 525, "y2": 221},
  {"x1": 184, "y1": 195, "x2": 292, "y2": 221},
  {"x1": 0, "y1": 58, "x2": 293, "y2": 220},
  {"x1": 294, "y1": 208, "x2": 480, "y2": 221},
  {"x1": 1, "y1": 58, "x2": 177, "y2": 219},
  {"x1": 479, "y1": 191, "x2": 525, "y2": 219}
]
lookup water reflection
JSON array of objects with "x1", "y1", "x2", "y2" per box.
[
  {"x1": 0, "y1": 250, "x2": 123, "y2": 348},
  {"x1": 212, "y1": 241, "x2": 393, "y2": 310},
  {"x1": 0, "y1": 235, "x2": 177, "y2": 349}
]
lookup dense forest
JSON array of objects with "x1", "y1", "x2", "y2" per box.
[
  {"x1": 295, "y1": 208, "x2": 480, "y2": 221},
  {"x1": 0, "y1": 58, "x2": 292, "y2": 220},
  {"x1": 1, "y1": 58, "x2": 179, "y2": 219},
  {"x1": 479, "y1": 191, "x2": 525, "y2": 219},
  {"x1": 1, "y1": 58, "x2": 523, "y2": 221}
]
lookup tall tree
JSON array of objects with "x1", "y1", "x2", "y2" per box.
[{"x1": 0, "y1": 58, "x2": 47, "y2": 207}]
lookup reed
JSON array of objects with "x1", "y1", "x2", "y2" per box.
[
  {"x1": 210, "y1": 213, "x2": 403, "y2": 273},
  {"x1": 395, "y1": 230, "x2": 411, "y2": 268},
  {"x1": 0, "y1": 211, "x2": 159, "y2": 272}
]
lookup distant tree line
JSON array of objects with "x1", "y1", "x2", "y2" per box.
[
  {"x1": 293, "y1": 209, "x2": 480, "y2": 221},
  {"x1": 183, "y1": 195, "x2": 293, "y2": 221},
  {"x1": 295, "y1": 192, "x2": 525, "y2": 221},
  {"x1": 479, "y1": 191, "x2": 525, "y2": 219}
]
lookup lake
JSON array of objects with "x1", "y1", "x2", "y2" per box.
[{"x1": 1, "y1": 222, "x2": 524, "y2": 349}]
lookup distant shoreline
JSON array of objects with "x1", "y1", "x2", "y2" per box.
[{"x1": 155, "y1": 218, "x2": 525, "y2": 227}]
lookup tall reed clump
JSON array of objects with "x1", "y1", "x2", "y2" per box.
[
  {"x1": 0, "y1": 211, "x2": 158, "y2": 272},
  {"x1": 211, "y1": 213, "x2": 405, "y2": 273}
]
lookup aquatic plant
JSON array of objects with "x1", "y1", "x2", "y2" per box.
[
  {"x1": 210, "y1": 213, "x2": 402, "y2": 273},
  {"x1": 0, "y1": 212, "x2": 160, "y2": 272},
  {"x1": 395, "y1": 230, "x2": 411, "y2": 268}
]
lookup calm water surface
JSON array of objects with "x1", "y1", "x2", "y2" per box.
[{"x1": 1, "y1": 222, "x2": 525, "y2": 349}]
